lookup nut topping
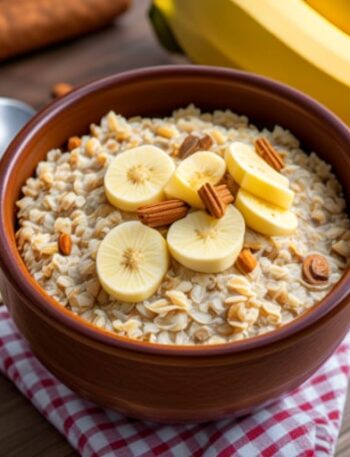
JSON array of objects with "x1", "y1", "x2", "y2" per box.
[
  {"x1": 68, "y1": 136, "x2": 81, "y2": 151},
  {"x1": 198, "y1": 182, "x2": 226, "y2": 218},
  {"x1": 179, "y1": 133, "x2": 213, "y2": 159},
  {"x1": 255, "y1": 137, "x2": 284, "y2": 171},
  {"x1": 51, "y1": 82, "x2": 73, "y2": 98},
  {"x1": 218, "y1": 173, "x2": 239, "y2": 198},
  {"x1": 198, "y1": 133, "x2": 213, "y2": 150},
  {"x1": 137, "y1": 199, "x2": 189, "y2": 227},
  {"x1": 214, "y1": 184, "x2": 235, "y2": 204},
  {"x1": 235, "y1": 248, "x2": 258, "y2": 274},
  {"x1": 58, "y1": 233, "x2": 72, "y2": 256},
  {"x1": 302, "y1": 254, "x2": 330, "y2": 284}
]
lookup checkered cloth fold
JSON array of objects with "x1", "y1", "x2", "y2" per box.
[{"x1": 0, "y1": 306, "x2": 349, "y2": 457}]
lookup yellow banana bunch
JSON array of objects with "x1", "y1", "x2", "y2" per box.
[
  {"x1": 306, "y1": 0, "x2": 350, "y2": 35},
  {"x1": 150, "y1": 0, "x2": 350, "y2": 124}
]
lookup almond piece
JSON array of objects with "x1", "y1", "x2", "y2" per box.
[
  {"x1": 302, "y1": 254, "x2": 330, "y2": 284},
  {"x1": 179, "y1": 133, "x2": 214, "y2": 159},
  {"x1": 58, "y1": 233, "x2": 72, "y2": 256},
  {"x1": 179, "y1": 135, "x2": 201, "y2": 159},
  {"x1": 198, "y1": 134, "x2": 213, "y2": 150},
  {"x1": 235, "y1": 249, "x2": 258, "y2": 274}
]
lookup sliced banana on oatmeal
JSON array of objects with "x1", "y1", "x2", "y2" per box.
[
  {"x1": 104, "y1": 145, "x2": 175, "y2": 212},
  {"x1": 96, "y1": 221, "x2": 169, "y2": 302},
  {"x1": 164, "y1": 151, "x2": 226, "y2": 208},
  {"x1": 225, "y1": 142, "x2": 294, "y2": 209},
  {"x1": 167, "y1": 205, "x2": 245, "y2": 273},
  {"x1": 235, "y1": 189, "x2": 298, "y2": 237}
]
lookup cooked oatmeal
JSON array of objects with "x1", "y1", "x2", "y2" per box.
[{"x1": 16, "y1": 105, "x2": 350, "y2": 345}]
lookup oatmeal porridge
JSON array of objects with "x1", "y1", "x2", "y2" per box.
[{"x1": 16, "y1": 105, "x2": 350, "y2": 345}]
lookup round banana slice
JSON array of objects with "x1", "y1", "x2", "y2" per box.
[
  {"x1": 104, "y1": 145, "x2": 175, "y2": 212},
  {"x1": 164, "y1": 151, "x2": 226, "y2": 208},
  {"x1": 167, "y1": 205, "x2": 245, "y2": 273},
  {"x1": 235, "y1": 189, "x2": 298, "y2": 237},
  {"x1": 225, "y1": 142, "x2": 294, "y2": 209},
  {"x1": 97, "y1": 221, "x2": 169, "y2": 302}
]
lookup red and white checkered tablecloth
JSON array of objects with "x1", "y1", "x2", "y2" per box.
[{"x1": 0, "y1": 306, "x2": 349, "y2": 457}]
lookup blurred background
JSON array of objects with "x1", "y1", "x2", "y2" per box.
[{"x1": 0, "y1": 0, "x2": 172, "y2": 108}]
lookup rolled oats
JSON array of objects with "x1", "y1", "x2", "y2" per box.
[{"x1": 15, "y1": 106, "x2": 350, "y2": 345}]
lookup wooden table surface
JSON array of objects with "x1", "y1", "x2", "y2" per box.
[{"x1": 0, "y1": 1, "x2": 349, "y2": 455}]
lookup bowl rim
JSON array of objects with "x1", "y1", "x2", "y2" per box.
[{"x1": 0, "y1": 64, "x2": 350, "y2": 357}]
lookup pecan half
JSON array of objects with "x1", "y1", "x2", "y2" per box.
[
  {"x1": 302, "y1": 254, "x2": 330, "y2": 284},
  {"x1": 218, "y1": 173, "x2": 239, "y2": 198},
  {"x1": 137, "y1": 199, "x2": 189, "y2": 227},
  {"x1": 236, "y1": 248, "x2": 258, "y2": 274},
  {"x1": 179, "y1": 133, "x2": 213, "y2": 159},
  {"x1": 68, "y1": 136, "x2": 81, "y2": 151},
  {"x1": 255, "y1": 137, "x2": 284, "y2": 171},
  {"x1": 215, "y1": 184, "x2": 235, "y2": 204},
  {"x1": 58, "y1": 233, "x2": 72, "y2": 256},
  {"x1": 198, "y1": 182, "x2": 226, "y2": 218}
]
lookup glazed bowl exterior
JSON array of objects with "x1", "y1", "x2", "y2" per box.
[{"x1": 0, "y1": 66, "x2": 350, "y2": 423}]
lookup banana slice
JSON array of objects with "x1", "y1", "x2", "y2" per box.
[
  {"x1": 97, "y1": 221, "x2": 169, "y2": 302},
  {"x1": 167, "y1": 205, "x2": 245, "y2": 273},
  {"x1": 104, "y1": 145, "x2": 175, "y2": 212},
  {"x1": 235, "y1": 189, "x2": 298, "y2": 237},
  {"x1": 164, "y1": 151, "x2": 226, "y2": 208},
  {"x1": 225, "y1": 142, "x2": 294, "y2": 209}
]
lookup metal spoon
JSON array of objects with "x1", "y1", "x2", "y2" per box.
[{"x1": 0, "y1": 97, "x2": 36, "y2": 158}]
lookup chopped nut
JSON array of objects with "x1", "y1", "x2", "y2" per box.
[
  {"x1": 235, "y1": 249, "x2": 258, "y2": 274},
  {"x1": 51, "y1": 82, "x2": 73, "y2": 98},
  {"x1": 179, "y1": 134, "x2": 200, "y2": 158},
  {"x1": 179, "y1": 133, "x2": 213, "y2": 159},
  {"x1": 215, "y1": 184, "x2": 235, "y2": 204},
  {"x1": 198, "y1": 182, "x2": 226, "y2": 218},
  {"x1": 137, "y1": 199, "x2": 189, "y2": 227},
  {"x1": 302, "y1": 254, "x2": 330, "y2": 284},
  {"x1": 58, "y1": 233, "x2": 72, "y2": 256},
  {"x1": 255, "y1": 137, "x2": 284, "y2": 171},
  {"x1": 68, "y1": 136, "x2": 81, "y2": 151},
  {"x1": 198, "y1": 134, "x2": 213, "y2": 150}
]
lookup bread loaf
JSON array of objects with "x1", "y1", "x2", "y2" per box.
[{"x1": 0, "y1": 0, "x2": 130, "y2": 60}]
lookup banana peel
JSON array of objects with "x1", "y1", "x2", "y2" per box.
[{"x1": 150, "y1": 0, "x2": 350, "y2": 125}]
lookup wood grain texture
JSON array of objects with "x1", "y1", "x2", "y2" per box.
[{"x1": 0, "y1": 0, "x2": 348, "y2": 454}]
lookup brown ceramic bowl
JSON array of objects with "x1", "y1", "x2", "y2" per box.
[{"x1": 0, "y1": 66, "x2": 350, "y2": 423}]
